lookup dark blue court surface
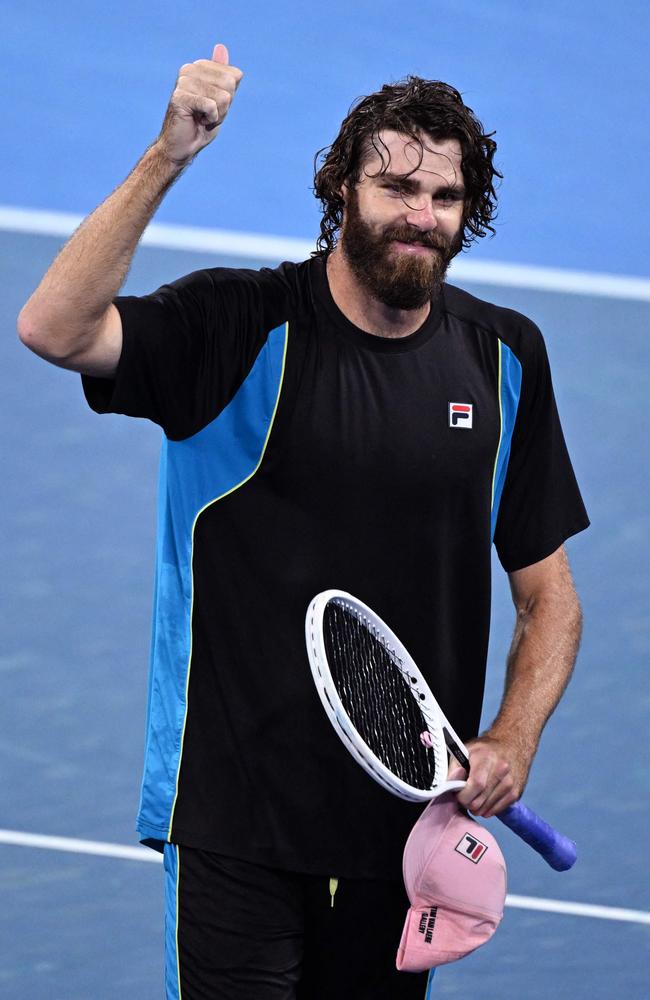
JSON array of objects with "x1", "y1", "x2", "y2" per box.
[
  {"x1": 2, "y1": 231, "x2": 649, "y2": 998},
  {"x1": 2, "y1": 4, "x2": 649, "y2": 997}
]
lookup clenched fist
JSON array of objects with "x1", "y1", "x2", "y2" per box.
[{"x1": 157, "y1": 43, "x2": 243, "y2": 165}]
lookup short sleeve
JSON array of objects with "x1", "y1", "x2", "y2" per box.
[
  {"x1": 81, "y1": 267, "x2": 280, "y2": 440},
  {"x1": 493, "y1": 324, "x2": 589, "y2": 572}
]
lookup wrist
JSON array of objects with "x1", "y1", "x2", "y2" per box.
[
  {"x1": 144, "y1": 139, "x2": 193, "y2": 177},
  {"x1": 482, "y1": 723, "x2": 537, "y2": 763}
]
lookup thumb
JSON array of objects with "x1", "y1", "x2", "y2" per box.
[
  {"x1": 447, "y1": 762, "x2": 468, "y2": 783},
  {"x1": 212, "y1": 43, "x2": 229, "y2": 64}
]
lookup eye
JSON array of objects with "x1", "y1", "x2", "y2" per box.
[{"x1": 437, "y1": 190, "x2": 463, "y2": 204}]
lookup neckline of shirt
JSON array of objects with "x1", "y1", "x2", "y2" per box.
[{"x1": 310, "y1": 255, "x2": 445, "y2": 354}]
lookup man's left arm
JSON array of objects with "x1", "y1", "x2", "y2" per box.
[{"x1": 455, "y1": 544, "x2": 583, "y2": 817}]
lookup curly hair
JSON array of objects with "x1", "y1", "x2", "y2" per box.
[{"x1": 312, "y1": 76, "x2": 501, "y2": 256}]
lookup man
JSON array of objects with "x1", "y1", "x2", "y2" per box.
[{"x1": 18, "y1": 43, "x2": 588, "y2": 999}]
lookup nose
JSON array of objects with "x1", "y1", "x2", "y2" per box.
[{"x1": 404, "y1": 197, "x2": 438, "y2": 231}]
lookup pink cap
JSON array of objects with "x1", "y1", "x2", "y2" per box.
[{"x1": 396, "y1": 793, "x2": 507, "y2": 971}]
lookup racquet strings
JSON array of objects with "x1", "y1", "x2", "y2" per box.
[{"x1": 322, "y1": 599, "x2": 438, "y2": 788}]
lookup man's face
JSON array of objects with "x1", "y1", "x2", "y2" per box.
[{"x1": 339, "y1": 131, "x2": 465, "y2": 309}]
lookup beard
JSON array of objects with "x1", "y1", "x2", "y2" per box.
[{"x1": 339, "y1": 191, "x2": 462, "y2": 310}]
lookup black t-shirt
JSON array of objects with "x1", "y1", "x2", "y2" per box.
[{"x1": 82, "y1": 255, "x2": 589, "y2": 880}]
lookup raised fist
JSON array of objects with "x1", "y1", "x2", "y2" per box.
[{"x1": 157, "y1": 43, "x2": 243, "y2": 164}]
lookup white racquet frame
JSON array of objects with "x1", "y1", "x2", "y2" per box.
[{"x1": 305, "y1": 589, "x2": 467, "y2": 802}]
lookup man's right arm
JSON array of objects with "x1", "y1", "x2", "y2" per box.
[{"x1": 17, "y1": 42, "x2": 243, "y2": 379}]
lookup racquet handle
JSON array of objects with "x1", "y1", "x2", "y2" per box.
[{"x1": 496, "y1": 801, "x2": 577, "y2": 871}]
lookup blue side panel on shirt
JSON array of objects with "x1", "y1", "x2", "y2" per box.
[
  {"x1": 490, "y1": 341, "x2": 523, "y2": 541},
  {"x1": 136, "y1": 323, "x2": 288, "y2": 844},
  {"x1": 163, "y1": 843, "x2": 180, "y2": 1000}
]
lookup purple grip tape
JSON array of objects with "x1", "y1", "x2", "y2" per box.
[{"x1": 496, "y1": 801, "x2": 577, "y2": 871}]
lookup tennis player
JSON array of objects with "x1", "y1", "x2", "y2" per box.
[{"x1": 18, "y1": 42, "x2": 589, "y2": 998}]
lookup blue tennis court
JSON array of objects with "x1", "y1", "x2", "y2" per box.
[{"x1": 1, "y1": 3, "x2": 649, "y2": 997}]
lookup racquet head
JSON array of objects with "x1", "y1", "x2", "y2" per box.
[{"x1": 305, "y1": 590, "x2": 466, "y2": 802}]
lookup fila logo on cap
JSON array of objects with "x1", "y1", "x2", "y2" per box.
[
  {"x1": 455, "y1": 833, "x2": 489, "y2": 863},
  {"x1": 449, "y1": 402, "x2": 473, "y2": 428}
]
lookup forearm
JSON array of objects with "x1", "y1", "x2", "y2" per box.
[
  {"x1": 456, "y1": 547, "x2": 583, "y2": 816},
  {"x1": 18, "y1": 142, "x2": 182, "y2": 360},
  {"x1": 18, "y1": 43, "x2": 243, "y2": 367},
  {"x1": 486, "y1": 583, "x2": 583, "y2": 765}
]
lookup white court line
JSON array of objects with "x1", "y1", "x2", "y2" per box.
[
  {"x1": 505, "y1": 894, "x2": 650, "y2": 925},
  {"x1": 0, "y1": 828, "x2": 160, "y2": 864},
  {"x1": 1, "y1": 828, "x2": 649, "y2": 925},
  {"x1": 2, "y1": 204, "x2": 650, "y2": 302}
]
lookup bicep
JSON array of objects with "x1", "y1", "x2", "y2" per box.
[
  {"x1": 67, "y1": 304, "x2": 123, "y2": 378},
  {"x1": 508, "y1": 545, "x2": 578, "y2": 613},
  {"x1": 81, "y1": 269, "x2": 272, "y2": 438}
]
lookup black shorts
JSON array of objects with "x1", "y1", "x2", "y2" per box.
[{"x1": 163, "y1": 844, "x2": 435, "y2": 999}]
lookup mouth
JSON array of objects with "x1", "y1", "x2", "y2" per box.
[{"x1": 391, "y1": 240, "x2": 438, "y2": 256}]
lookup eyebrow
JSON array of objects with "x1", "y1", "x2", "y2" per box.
[{"x1": 379, "y1": 172, "x2": 465, "y2": 197}]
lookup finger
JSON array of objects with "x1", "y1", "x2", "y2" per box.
[
  {"x1": 176, "y1": 76, "x2": 233, "y2": 107},
  {"x1": 458, "y1": 788, "x2": 489, "y2": 814},
  {"x1": 173, "y1": 92, "x2": 220, "y2": 128},
  {"x1": 456, "y1": 779, "x2": 487, "y2": 812},
  {"x1": 457, "y1": 765, "x2": 504, "y2": 814},
  {"x1": 179, "y1": 65, "x2": 241, "y2": 97},
  {"x1": 482, "y1": 789, "x2": 517, "y2": 818},
  {"x1": 480, "y1": 774, "x2": 517, "y2": 816},
  {"x1": 455, "y1": 753, "x2": 491, "y2": 800},
  {"x1": 469, "y1": 770, "x2": 514, "y2": 817},
  {"x1": 212, "y1": 43, "x2": 229, "y2": 64},
  {"x1": 480, "y1": 772, "x2": 516, "y2": 817}
]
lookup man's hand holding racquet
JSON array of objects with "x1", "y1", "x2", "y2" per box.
[{"x1": 452, "y1": 734, "x2": 532, "y2": 819}]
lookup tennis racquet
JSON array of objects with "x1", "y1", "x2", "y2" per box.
[{"x1": 305, "y1": 590, "x2": 577, "y2": 872}]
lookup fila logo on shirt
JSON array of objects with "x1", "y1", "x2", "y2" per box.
[
  {"x1": 449, "y1": 402, "x2": 473, "y2": 428},
  {"x1": 455, "y1": 833, "x2": 489, "y2": 863}
]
